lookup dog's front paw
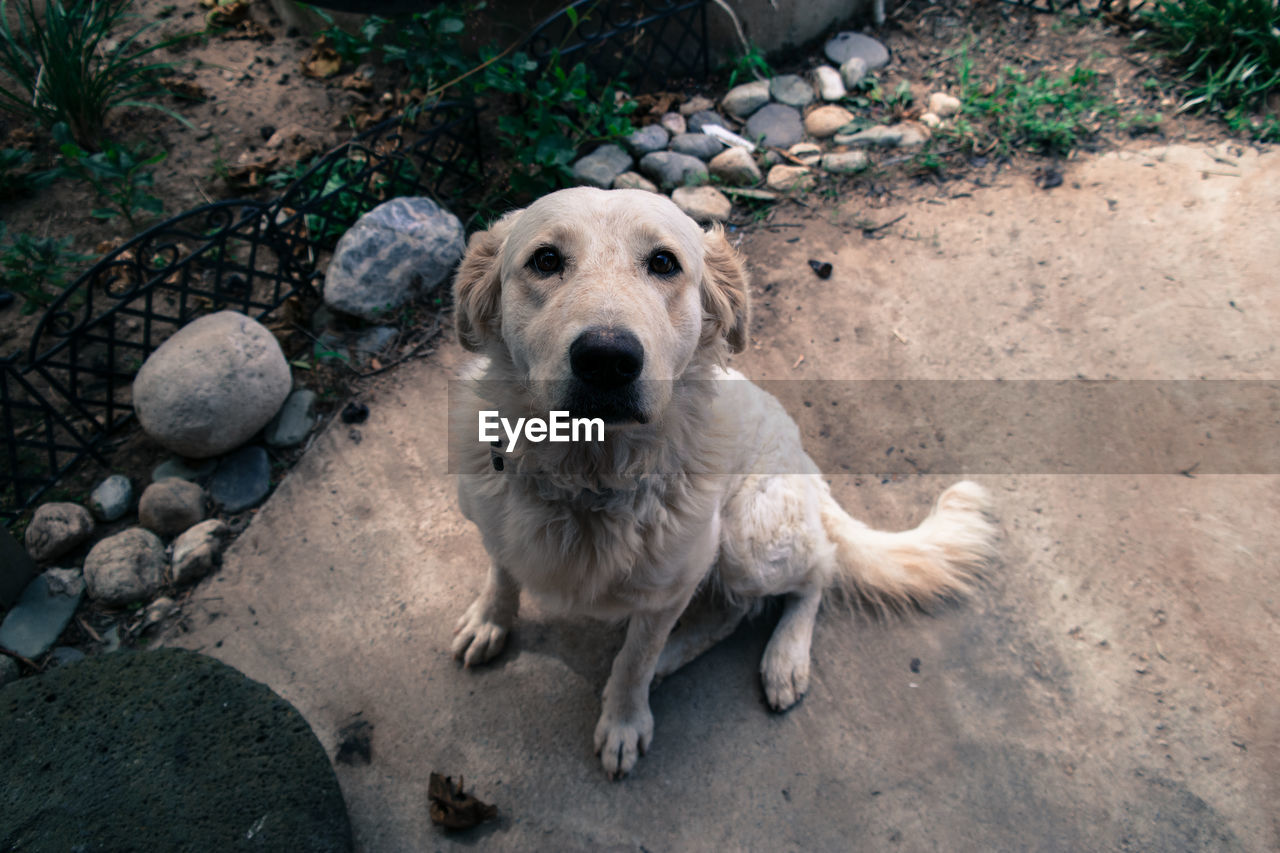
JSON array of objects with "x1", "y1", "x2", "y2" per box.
[
  {"x1": 451, "y1": 598, "x2": 510, "y2": 667},
  {"x1": 761, "y1": 642, "x2": 810, "y2": 712},
  {"x1": 593, "y1": 704, "x2": 654, "y2": 780}
]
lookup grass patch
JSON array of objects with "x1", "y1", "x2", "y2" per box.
[
  {"x1": 1139, "y1": 0, "x2": 1280, "y2": 140},
  {"x1": 948, "y1": 54, "x2": 1118, "y2": 156}
]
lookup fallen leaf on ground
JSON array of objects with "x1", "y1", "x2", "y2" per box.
[
  {"x1": 302, "y1": 37, "x2": 342, "y2": 79},
  {"x1": 428, "y1": 773, "x2": 497, "y2": 830}
]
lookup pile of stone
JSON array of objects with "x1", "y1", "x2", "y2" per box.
[
  {"x1": 1, "y1": 311, "x2": 320, "y2": 673},
  {"x1": 567, "y1": 31, "x2": 963, "y2": 223}
]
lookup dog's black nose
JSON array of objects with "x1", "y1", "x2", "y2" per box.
[{"x1": 569, "y1": 327, "x2": 644, "y2": 390}]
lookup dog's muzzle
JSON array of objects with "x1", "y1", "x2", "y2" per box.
[{"x1": 564, "y1": 327, "x2": 647, "y2": 423}]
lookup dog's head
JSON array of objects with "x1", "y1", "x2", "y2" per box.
[{"x1": 453, "y1": 187, "x2": 749, "y2": 425}]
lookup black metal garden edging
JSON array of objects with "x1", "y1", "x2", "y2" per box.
[
  {"x1": 1, "y1": 100, "x2": 484, "y2": 521},
  {"x1": 1, "y1": 0, "x2": 714, "y2": 524}
]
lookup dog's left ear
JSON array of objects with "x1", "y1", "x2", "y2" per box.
[{"x1": 701, "y1": 226, "x2": 750, "y2": 353}]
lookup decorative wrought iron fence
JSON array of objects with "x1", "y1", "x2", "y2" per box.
[
  {"x1": 1, "y1": 101, "x2": 483, "y2": 521},
  {"x1": 524, "y1": 0, "x2": 710, "y2": 90},
  {"x1": 2, "y1": 0, "x2": 715, "y2": 524}
]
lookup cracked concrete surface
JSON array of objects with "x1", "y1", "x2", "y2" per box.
[{"x1": 163, "y1": 144, "x2": 1280, "y2": 851}]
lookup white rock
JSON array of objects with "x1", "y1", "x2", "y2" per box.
[
  {"x1": 613, "y1": 171, "x2": 659, "y2": 193},
  {"x1": 708, "y1": 147, "x2": 762, "y2": 185},
  {"x1": 804, "y1": 105, "x2": 855, "y2": 139},
  {"x1": 133, "y1": 311, "x2": 291, "y2": 458},
  {"x1": 928, "y1": 92, "x2": 962, "y2": 118},
  {"x1": 834, "y1": 122, "x2": 930, "y2": 148},
  {"x1": 170, "y1": 519, "x2": 231, "y2": 585},
  {"x1": 659, "y1": 112, "x2": 686, "y2": 136},
  {"x1": 765, "y1": 165, "x2": 817, "y2": 192},
  {"x1": 83, "y1": 528, "x2": 166, "y2": 605},
  {"x1": 920, "y1": 112, "x2": 943, "y2": 129},
  {"x1": 840, "y1": 56, "x2": 868, "y2": 89},
  {"x1": 702, "y1": 124, "x2": 757, "y2": 152},
  {"x1": 721, "y1": 80, "x2": 771, "y2": 118},
  {"x1": 787, "y1": 143, "x2": 823, "y2": 167},
  {"x1": 812, "y1": 66, "x2": 847, "y2": 101},
  {"x1": 671, "y1": 186, "x2": 732, "y2": 224},
  {"x1": 323, "y1": 198, "x2": 466, "y2": 321},
  {"x1": 820, "y1": 151, "x2": 870, "y2": 174},
  {"x1": 24, "y1": 502, "x2": 94, "y2": 562}
]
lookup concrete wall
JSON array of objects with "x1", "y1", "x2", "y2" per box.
[
  {"x1": 708, "y1": 0, "x2": 876, "y2": 61},
  {"x1": 269, "y1": 0, "x2": 881, "y2": 72}
]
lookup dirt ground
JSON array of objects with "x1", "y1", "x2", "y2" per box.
[{"x1": 160, "y1": 142, "x2": 1280, "y2": 851}]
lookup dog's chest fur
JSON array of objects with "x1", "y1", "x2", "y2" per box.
[{"x1": 463, "y1": 463, "x2": 721, "y2": 618}]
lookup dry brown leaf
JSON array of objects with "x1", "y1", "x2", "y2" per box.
[
  {"x1": 302, "y1": 37, "x2": 342, "y2": 79},
  {"x1": 428, "y1": 773, "x2": 496, "y2": 831}
]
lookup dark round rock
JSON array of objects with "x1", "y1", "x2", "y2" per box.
[
  {"x1": 0, "y1": 648, "x2": 351, "y2": 852},
  {"x1": 210, "y1": 445, "x2": 272, "y2": 513},
  {"x1": 0, "y1": 289, "x2": 15, "y2": 310}
]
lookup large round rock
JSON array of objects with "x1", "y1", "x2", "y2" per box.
[
  {"x1": 0, "y1": 648, "x2": 352, "y2": 852},
  {"x1": 133, "y1": 311, "x2": 291, "y2": 458},
  {"x1": 82, "y1": 527, "x2": 167, "y2": 605},
  {"x1": 323, "y1": 197, "x2": 465, "y2": 321}
]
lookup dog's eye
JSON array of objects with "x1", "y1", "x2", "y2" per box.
[
  {"x1": 648, "y1": 250, "x2": 680, "y2": 276},
  {"x1": 529, "y1": 246, "x2": 563, "y2": 275}
]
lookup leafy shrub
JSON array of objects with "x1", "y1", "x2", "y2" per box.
[
  {"x1": 483, "y1": 52, "x2": 636, "y2": 198},
  {"x1": 0, "y1": 0, "x2": 188, "y2": 148},
  {"x1": 0, "y1": 147, "x2": 55, "y2": 200},
  {"x1": 54, "y1": 125, "x2": 166, "y2": 229},
  {"x1": 1140, "y1": 0, "x2": 1280, "y2": 140},
  {"x1": 310, "y1": 1, "x2": 481, "y2": 94},
  {"x1": 0, "y1": 222, "x2": 92, "y2": 312},
  {"x1": 952, "y1": 56, "x2": 1117, "y2": 156}
]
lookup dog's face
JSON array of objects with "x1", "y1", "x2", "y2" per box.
[{"x1": 454, "y1": 188, "x2": 749, "y2": 424}]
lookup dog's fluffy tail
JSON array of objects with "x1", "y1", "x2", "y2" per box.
[{"x1": 821, "y1": 481, "x2": 998, "y2": 613}]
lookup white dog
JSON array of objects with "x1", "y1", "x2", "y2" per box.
[{"x1": 449, "y1": 187, "x2": 997, "y2": 778}]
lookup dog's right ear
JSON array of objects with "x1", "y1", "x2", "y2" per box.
[{"x1": 453, "y1": 212, "x2": 520, "y2": 352}]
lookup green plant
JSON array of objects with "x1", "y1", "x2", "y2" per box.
[
  {"x1": 0, "y1": 147, "x2": 56, "y2": 200},
  {"x1": 0, "y1": 223, "x2": 93, "y2": 312},
  {"x1": 308, "y1": 1, "x2": 481, "y2": 94},
  {"x1": 725, "y1": 40, "x2": 772, "y2": 89},
  {"x1": 0, "y1": 0, "x2": 190, "y2": 148},
  {"x1": 951, "y1": 55, "x2": 1117, "y2": 156},
  {"x1": 483, "y1": 51, "x2": 636, "y2": 197},
  {"x1": 1141, "y1": 0, "x2": 1280, "y2": 140},
  {"x1": 55, "y1": 126, "x2": 166, "y2": 229}
]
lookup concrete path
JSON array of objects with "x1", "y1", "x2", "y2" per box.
[{"x1": 163, "y1": 144, "x2": 1280, "y2": 851}]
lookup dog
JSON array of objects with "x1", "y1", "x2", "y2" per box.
[{"x1": 449, "y1": 187, "x2": 998, "y2": 778}]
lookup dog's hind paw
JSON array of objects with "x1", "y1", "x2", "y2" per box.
[
  {"x1": 593, "y1": 705, "x2": 654, "y2": 780},
  {"x1": 761, "y1": 645, "x2": 810, "y2": 712},
  {"x1": 452, "y1": 599, "x2": 510, "y2": 667}
]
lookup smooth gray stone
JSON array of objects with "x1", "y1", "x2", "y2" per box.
[
  {"x1": 570, "y1": 143, "x2": 634, "y2": 189},
  {"x1": 669, "y1": 133, "x2": 724, "y2": 161},
  {"x1": 686, "y1": 110, "x2": 728, "y2": 134},
  {"x1": 89, "y1": 474, "x2": 133, "y2": 522},
  {"x1": 625, "y1": 124, "x2": 670, "y2": 156},
  {"x1": 0, "y1": 573, "x2": 83, "y2": 660},
  {"x1": 744, "y1": 103, "x2": 805, "y2": 148},
  {"x1": 210, "y1": 445, "x2": 272, "y2": 513},
  {"x1": 769, "y1": 74, "x2": 815, "y2": 108},
  {"x1": 151, "y1": 456, "x2": 217, "y2": 484},
  {"x1": 265, "y1": 389, "x2": 318, "y2": 449},
  {"x1": 824, "y1": 31, "x2": 890, "y2": 69}
]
